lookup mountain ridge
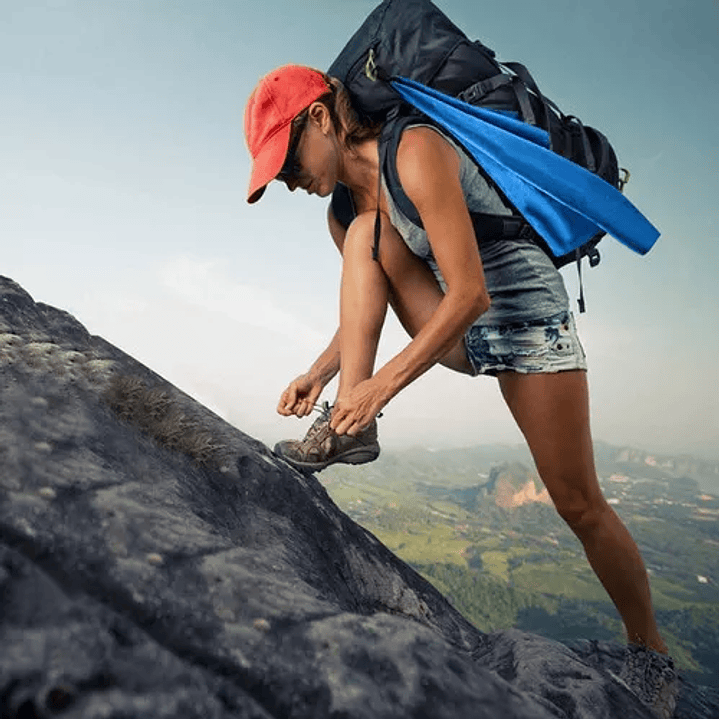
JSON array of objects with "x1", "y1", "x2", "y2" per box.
[{"x1": 360, "y1": 441, "x2": 719, "y2": 496}]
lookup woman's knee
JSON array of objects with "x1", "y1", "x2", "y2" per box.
[
  {"x1": 345, "y1": 211, "x2": 385, "y2": 249},
  {"x1": 345, "y1": 210, "x2": 375, "y2": 240},
  {"x1": 551, "y1": 485, "x2": 610, "y2": 534},
  {"x1": 344, "y1": 211, "x2": 411, "y2": 268}
]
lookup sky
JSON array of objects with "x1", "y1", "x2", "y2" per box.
[{"x1": 2, "y1": 0, "x2": 718, "y2": 460}]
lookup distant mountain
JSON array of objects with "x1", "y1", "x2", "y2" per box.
[
  {"x1": 593, "y1": 441, "x2": 719, "y2": 494},
  {"x1": 487, "y1": 463, "x2": 552, "y2": 508},
  {"x1": 377, "y1": 441, "x2": 719, "y2": 497},
  {"x1": 421, "y1": 461, "x2": 551, "y2": 511}
]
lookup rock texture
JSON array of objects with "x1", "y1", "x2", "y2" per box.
[{"x1": 0, "y1": 275, "x2": 716, "y2": 719}]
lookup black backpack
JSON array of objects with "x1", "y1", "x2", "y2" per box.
[{"x1": 328, "y1": 0, "x2": 628, "y2": 311}]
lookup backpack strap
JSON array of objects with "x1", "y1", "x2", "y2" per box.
[
  {"x1": 575, "y1": 249, "x2": 587, "y2": 314},
  {"x1": 459, "y1": 74, "x2": 513, "y2": 105},
  {"x1": 565, "y1": 115, "x2": 597, "y2": 173},
  {"x1": 458, "y1": 71, "x2": 538, "y2": 128},
  {"x1": 501, "y1": 61, "x2": 552, "y2": 134},
  {"x1": 328, "y1": 116, "x2": 397, "y2": 261},
  {"x1": 330, "y1": 183, "x2": 356, "y2": 230},
  {"x1": 382, "y1": 113, "x2": 425, "y2": 228},
  {"x1": 329, "y1": 112, "x2": 449, "y2": 234}
]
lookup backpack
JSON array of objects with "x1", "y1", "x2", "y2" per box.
[{"x1": 327, "y1": 0, "x2": 633, "y2": 311}]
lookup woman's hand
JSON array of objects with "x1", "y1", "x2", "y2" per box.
[
  {"x1": 277, "y1": 373, "x2": 324, "y2": 417},
  {"x1": 330, "y1": 377, "x2": 390, "y2": 436}
]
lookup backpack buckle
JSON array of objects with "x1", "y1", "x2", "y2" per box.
[
  {"x1": 618, "y1": 167, "x2": 631, "y2": 193},
  {"x1": 365, "y1": 48, "x2": 378, "y2": 82}
]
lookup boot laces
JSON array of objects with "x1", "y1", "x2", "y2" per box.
[{"x1": 311, "y1": 401, "x2": 383, "y2": 422}]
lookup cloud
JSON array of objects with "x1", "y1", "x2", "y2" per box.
[{"x1": 159, "y1": 255, "x2": 325, "y2": 347}]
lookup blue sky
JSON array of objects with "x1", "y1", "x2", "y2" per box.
[{"x1": 2, "y1": 0, "x2": 718, "y2": 459}]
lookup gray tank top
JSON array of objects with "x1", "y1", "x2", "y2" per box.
[{"x1": 381, "y1": 124, "x2": 570, "y2": 327}]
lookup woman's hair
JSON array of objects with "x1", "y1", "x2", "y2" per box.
[{"x1": 291, "y1": 72, "x2": 381, "y2": 150}]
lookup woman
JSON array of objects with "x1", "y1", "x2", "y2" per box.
[{"x1": 245, "y1": 64, "x2": 677, "y2": 717}]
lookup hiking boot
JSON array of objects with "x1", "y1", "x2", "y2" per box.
[
  {"x1": 274, "y1": 402, "x2": 380, "y2": 472},
  {"x1": 618, "y1": 644, "x2": 679, "y2": 719}
]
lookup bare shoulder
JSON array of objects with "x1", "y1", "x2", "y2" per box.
[
  {"x1": 397, "y1": 125, "x2": 459, "y2": 168},
  {"x1": 395, "y1": 125, "x2": 462, "y2": 207}
]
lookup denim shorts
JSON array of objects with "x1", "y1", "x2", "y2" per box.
[{"x1": 464, "y1": 312, "x2": 587, "y2": 376}]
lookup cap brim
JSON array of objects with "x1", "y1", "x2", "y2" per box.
[{"x1": 246, "y1": 122, "x2": 293, "y2": 204}]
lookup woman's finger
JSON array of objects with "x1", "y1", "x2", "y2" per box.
[
  {"x1": 278, "y1": 383, "x2": 298, "y2": 415},
  {"x1": 277, "y1": 394, "x2": 291, "y2": 415},
  {"x1": 332, "y1": 410, "x2": 359, "y2": 436},
  {"x1": 329, "y1": 408, "x2": 345, "y2": 433}
]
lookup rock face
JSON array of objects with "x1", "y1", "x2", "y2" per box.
[{"x1": 0, "y1": 275, "x2": 716, "y2": 719}]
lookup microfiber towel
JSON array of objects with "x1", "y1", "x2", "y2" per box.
[{"x1": 390, "y1": 76, "x2": 660, "y2": 257}]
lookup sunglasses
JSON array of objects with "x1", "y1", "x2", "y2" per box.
[{"x1": 277, "y1": 113, "x2": 309, "y2": 184}]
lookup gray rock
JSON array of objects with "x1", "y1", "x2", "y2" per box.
[{"x1": 0, "y1": 276, "x2": 716, "y2": 719}]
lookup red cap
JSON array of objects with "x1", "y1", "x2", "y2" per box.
[{"x1": 244, "y1": 65, "x2": 330, "y2": 204}]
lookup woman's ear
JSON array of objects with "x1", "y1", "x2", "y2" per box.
[{"x1": 308, "y1": 102, "x2": 332, "y2": 135}]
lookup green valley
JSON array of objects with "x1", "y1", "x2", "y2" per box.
[{"x1": 320, "y1": 443, "x2": 719, "y2": 686}]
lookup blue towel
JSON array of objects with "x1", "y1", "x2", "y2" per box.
[{"x1": 390, "y1": 76, "x2": 659, "y2": 258}]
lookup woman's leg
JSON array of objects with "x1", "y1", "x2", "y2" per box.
[
  {"x1": 274, "y1": 212, "x2": 473, "y2": 470},
  {"x1": 337, "y1": 211, "x2": 473, "y2": 401},
  {"x1": 497, "y1": 369, "x2": 668, "y2": 653}
]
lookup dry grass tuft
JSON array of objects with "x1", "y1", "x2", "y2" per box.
[{"x1": 103, "y1": 374, "x2": 227, "y2": 467}]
